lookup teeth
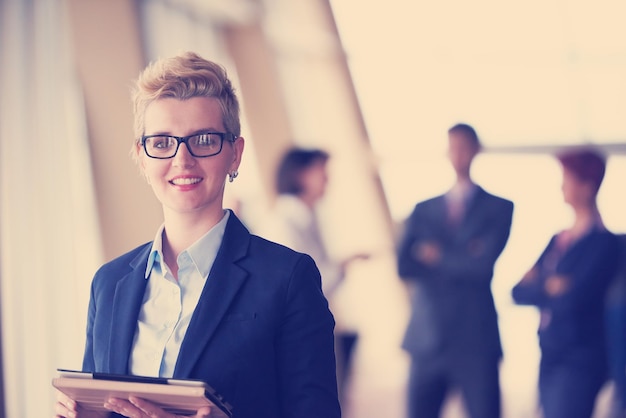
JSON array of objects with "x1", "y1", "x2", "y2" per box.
[{"x1": 171, "y1": 177, "x2": 201, "y2": 185}]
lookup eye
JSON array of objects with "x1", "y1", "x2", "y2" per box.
[
  {"x1": 151, "y1": 136, "x2": 176, "y2": 149},
  {"x1": 193, "y1": 133, "x2": 219, "y2": 147}
]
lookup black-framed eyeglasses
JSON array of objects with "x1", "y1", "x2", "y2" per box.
[{"x1": 141, "y1": 132, "x2": 237, "y2": 159}]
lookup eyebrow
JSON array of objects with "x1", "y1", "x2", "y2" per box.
[{"x1": 144, "y1": 128, "x2": 225, "y2": 137}]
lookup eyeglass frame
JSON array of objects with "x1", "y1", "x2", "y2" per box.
[{"x1": 140, "y1": 132, "x2": 237, "y2": 159}]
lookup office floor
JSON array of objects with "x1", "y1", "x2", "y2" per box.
[
  {"x1": 334, "y1": 255, "x2": 616, "y2": 418},
  {"x1": 339, "y1": 312, "x2": 616, "y2": 418}
]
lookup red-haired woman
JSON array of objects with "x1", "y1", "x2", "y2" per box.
[{"x1": 512, "y1": 148, "x2": 621, "y2": 418}]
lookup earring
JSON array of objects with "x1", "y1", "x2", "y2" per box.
[{"x1": 228, "y1": 170, "x2": 239, "y2": 183}]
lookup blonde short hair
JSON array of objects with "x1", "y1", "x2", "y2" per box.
[{"x1": 131, "y1": 52, "x2": 241, "y2": 160}]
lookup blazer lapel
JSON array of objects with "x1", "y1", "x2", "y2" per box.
[
  {"x1": 108, "y1": 245, "x2": 151, "y2": 374},
  {"x1": 173, "y1": 214, "x2": 249, "y2": 378},
  {"x1": 428, "y1": 196, "x2": 449, "y2": 226}
]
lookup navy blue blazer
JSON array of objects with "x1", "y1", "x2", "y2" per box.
[
  {"x1": 512, "y1": 227, "x2": 621, "y2": 366},
  {"x1": 82, "y1": 212, "x2": 341, "y2": 418},
  {"x1": 397, "y1": 187, "x2": 514, "y2": 359}
]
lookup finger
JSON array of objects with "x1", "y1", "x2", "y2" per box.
[
  {"x1": 196, "y1": 406, "x2": 212, "y2": 417},
  {"x1": 128, "y1": 396, "x2": 165, "y2": 417},
  {"x1": 105, "y1": 397, "x2": 144, "y2": 418},
  {"x1": 128, "y1": 396, "x2": 211, "y2": 418},
  {"x1": 56, "y1": 391, "x2": 78, "y2": 411},
  {"x1": 54, "y1": 400, "x2": 77, "y2": 418}
]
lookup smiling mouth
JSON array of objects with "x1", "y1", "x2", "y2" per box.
[{"x1": 169, "y1": 177, "x2": 202, "y2": 185}]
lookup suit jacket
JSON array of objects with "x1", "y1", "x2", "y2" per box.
[
  {"x1": 512, "y1": 227, "x2": 621, "y2": 367},
  {"x1": 82, "y1": 212, "x2": 341, "y2": 418},
  {"x1": 397, "y1": 186, "x2": 514, "y2": 359}
]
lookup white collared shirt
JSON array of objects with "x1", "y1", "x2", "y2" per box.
[
  {"x1": 259, "y1": 195, "x2": 342, "y2": 296},
  {"x1": 446, "y1": 182, "x2": 477, "y2": 220},
  {"x1": 447, "y1": 180, "x2": 476, "y2": 205},
  {"x1": 129, "y1": 210, "x2": 230, "y2": 377}
]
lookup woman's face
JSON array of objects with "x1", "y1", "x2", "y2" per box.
[
  {"x1": 139, "y1": 97, "x2": 244, "y2": 218},
  {"x1": 561, "y1": 167, "x2": 594, "y2": 208},
  {"x1": 299, "y1": 160, "x2": 329, "y2": 203}
]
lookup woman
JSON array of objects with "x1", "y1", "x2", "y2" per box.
[
  {"x1": 55, "y1": 52, "x2": 341, "y2": 418},
  {"x1": 512, "y1": 148, "x2": 621, "y2": 418},
  {"x1": 259, "y1": 147, "x2": 368, "y2": 402}
]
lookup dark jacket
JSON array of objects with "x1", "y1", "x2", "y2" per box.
[
  {"x1": 82, "y1": 212, "x2": 341, "y2": 418},
  {"x1": 398, "y1": 187, "x2": 514, "y2": 359},
  {"x1": 512, "y1": 227, "x2": 621, "y2": 363}
]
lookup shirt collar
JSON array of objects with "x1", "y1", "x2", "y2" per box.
[
  {"x1": 145, "y1": 224, "x2": 166, "y2": 278},
  {"x1": 447, "y1": 181, "x2": 477, "y2": 202},
  {"x1": 144, "y1": 210, "x2": 231, "y2": 279}
]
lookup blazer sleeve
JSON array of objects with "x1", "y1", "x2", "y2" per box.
[
  {"x1": 513, "y1": 232, "x2": 621, "y2": 312},
  {"x1": 397, "y1": 197, "x2": 514, "y2": 286},
  {"x1": 82, "y1": 281, "x2": 97, "y2": 372},
  {"x1": 397, "y1": 203, "x2": 432, "y2": 280},
  {"x1": 438, "y1": 198, "x2": 514, "y2": 283},
  {"x1": 276, "y1": 255, "x2": 341, "y2": 418},
  {"x1": 511, "y1": 238, "x2": 554, "y2": 306}
]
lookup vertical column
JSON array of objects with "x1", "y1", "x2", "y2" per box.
[
  {"x1": 223, "y1": 23, "x2": 294, "y2": 202},
  {"x1": 65, "y1": 0, "x2": 162, "y2": 260},
  {"x1": 257, "y1": 0, "x2": 395, "y2": 255}
]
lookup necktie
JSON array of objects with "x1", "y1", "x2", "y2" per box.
[{"x1": 447, "y1": 194, "x2": 465, "y2": 226}]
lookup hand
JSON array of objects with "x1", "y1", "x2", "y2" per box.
[
  {"x1": 519, "y1": 267, "x2": 539, "y2": 284},
  {"x1": 338, "y1": 253, "x2": 371, "y2": 277},
  {"x1": 341, "y1": 253, "x2": 371, "y2": 268},
  {"x1": 54, "y1": 391, "x2": 108, "y2": 418},
  {"x1": 545, "y1": 274, "x2": 570, "y2": 296},
  {"x1": 414, "y1": 242, "x2": 441, "y2": 266},
  {"x1": 104, "y1": 396, "x2": 212, "y2": 418},
  {"x1": 351, "y1": 253, "x2": 371, "y2": 262}
]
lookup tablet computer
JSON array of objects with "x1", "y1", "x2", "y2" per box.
[{"x1": 52, "y1": 369, "x2": 233, "y2": 417}]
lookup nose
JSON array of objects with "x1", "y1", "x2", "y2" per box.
[{"x1": 171, "y1": 141, "x2": 196, "y2": 167}]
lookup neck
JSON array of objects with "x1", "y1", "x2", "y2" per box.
[
  {"x1": 455, "y1": 170, "x2": 472, "y2": 183},
  {"x1": 297, "y1": 193, "x2": 317, "y2": 209},
  {"x1": 570, "y1": 203, "x2": 599, "y2": 235},
  {"x1": 162, "y1": 208, "x2": 225, "y2": 267},
  {"x1": 454, "y1": 175, "x2": 473, "y2": 189}
]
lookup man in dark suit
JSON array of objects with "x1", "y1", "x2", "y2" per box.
[{"x1": 397, "y1": 123, "x2": 514, "y2": 418}]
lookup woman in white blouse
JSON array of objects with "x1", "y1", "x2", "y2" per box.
[{"x1": 261, "y1": 147, "x2": 368, "y2": 402}]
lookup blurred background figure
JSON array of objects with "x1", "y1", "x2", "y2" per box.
[
  {"x1": 396, "y1": 123, "x2": 514, "y2": 418},
  {"x1": 512, "y1": 148, "x2": 621, "y2": 418},
  {"x1": 257, "y1": 147, "x2": 369, "y2": 406},
  {"x1": 605, "y1": 234, "x2": 626, "y2": 418}
]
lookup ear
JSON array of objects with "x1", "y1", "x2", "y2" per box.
[
  {"x1": 134, "y1": 145, "x2": 150, "y2": 183},
  {"x1": 230, "y1": 136, "x2": 245, "y2": 172}
]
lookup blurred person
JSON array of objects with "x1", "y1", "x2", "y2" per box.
[
  {"x1": 54, "y1": 52, "x2": 341, "y2": 418},
  {"x1": 397, "y1": 123, "x2": 514, "y2": 418},
  {"x1": 605, "y1": 235, "x2": 626, "y2": 418},
  {"x1": 258, "y1": 147, "x2": 368, "y2": 403},
  {"x1": 512, "y1": 148, "x2": 621, "y2": 418}
]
